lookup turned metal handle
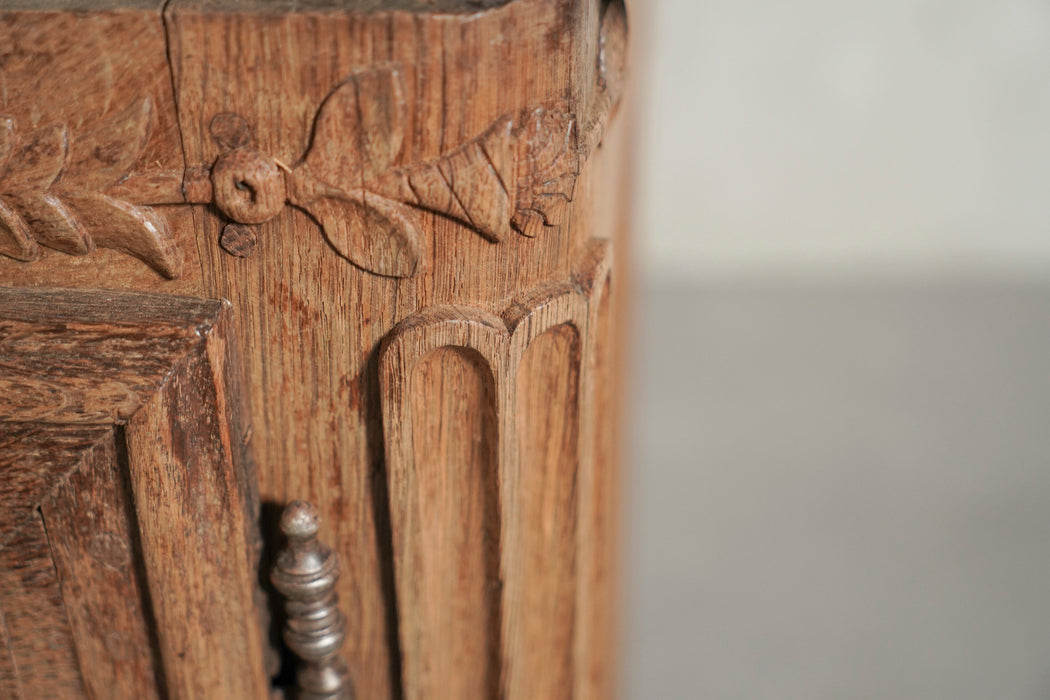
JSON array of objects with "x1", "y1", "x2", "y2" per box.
[{"x1": 271, "y1": 500, "x2": 353, "y2": 700}]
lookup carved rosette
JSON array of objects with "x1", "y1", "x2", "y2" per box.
[{"x1": 0, "y1": 1, "x2": 624, "y2": 281}]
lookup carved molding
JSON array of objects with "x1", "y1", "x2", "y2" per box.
[
  {"x1": 195, "y1": 0, "x2": 627, "y2": 279},
  {"x1": 377, "y1": 238, "x2": 613, "y2": 697},
  {"x1": 0, "y1": 288, "x2": 269, "y2": 698},
  {"x1": 0, "y1": 99, "x2": 182, "y2": 279},
  {"x1": 0, "y1": 1, "x2": 624, "y2": 282}
]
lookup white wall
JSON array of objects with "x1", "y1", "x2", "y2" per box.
[{"x1": 637, "y1": 0, "x2": 1050, "y2": 280}]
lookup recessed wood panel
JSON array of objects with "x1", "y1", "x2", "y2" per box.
[
  {"x1": 41, "y1": 432, "x2": 162, "y2": 700},
  {"x1": 0, "y1": 423, "x2": 110, "y2": 543},
  {"x1": 405, "y1": 346, "x2": 501, "y2": 699},
  {"x1": 0, "y1": 513, "x2": 87, "y2": 699},
  {"x1": 0, "y1": 287, "x2": 268, "y2": 700},
  {"x1": 506, "y1": 322, "x2": 581, "y2": 700}
]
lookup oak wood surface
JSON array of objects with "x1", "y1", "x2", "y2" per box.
[
  {"x1": 0, "y1": 512, "x2": 87, "y2": 698},
  {"x1": 0, "y1": 0, "x2": 631, "y2": 697},
  {"x1": 41, "y1": 433, "x2": 162, "y2": 700},
  {"x1": 0, "y1": 288, "x2": 268, "y2": 699}
]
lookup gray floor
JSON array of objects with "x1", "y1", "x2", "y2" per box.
[{"x1": 625, "y1": 281, "x2": 1050, "y2": 699}]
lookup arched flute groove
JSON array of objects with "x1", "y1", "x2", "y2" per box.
[{"x1": 378, "y1": 239, "x2": 613, "y2": 699}]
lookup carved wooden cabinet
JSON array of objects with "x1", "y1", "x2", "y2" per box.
[{"x1": 0, "y1": 1, "x2": 630, "y2": 698}]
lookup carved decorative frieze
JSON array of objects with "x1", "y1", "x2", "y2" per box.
[
  {"x1": 200, "y1": 66, "x2": 621, "y2": 278},
  {"x1": 0, "y1": 98, "x2": 182, "y2": 279},
  {"x1": 0, "y1": 1, "x2": 625, "y2": 282},
  {"x1": 196, "y1": 0, "x2": 626, "y2": 278}
]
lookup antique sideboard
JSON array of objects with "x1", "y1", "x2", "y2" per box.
[{"x1": 0, "y1": 0, "x2": 630, "y2": 697}]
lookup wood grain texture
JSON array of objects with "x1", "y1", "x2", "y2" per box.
[
  {"x1": 509, "y1": 323, "x2": 581, "y2": 700},
  {"x1": 0, "y1": 423, "x2": 110, "y2": 543},
  {"x1": 1, "y1": 0, "x2": 631, "y2": 696},
  {"x1": 408, "y1": 346, "x2": 501, "y2": 699},
  {"x1": 0, "y1": 288, "x2": 268, "y2": 699},
  {"x1": 573, "y1": 246, "x2": 618, "y2": 700},
  {"x1": 41, "y1": 433, "x2": 162, "y2": 700},
  {"x1": 122, "y1": 314, "x2": 269, "y2": 700},
  {"x1": 162, "y1": 3, "x2": 612, "y2": 694},
  {"x1": 0, "y1": 288, "x2": 225, "y2": 424},
  {"x1": 0, "y1": 514, "x2": 87, "y2": 698},
  {"x1": 0, "y1": 423, "x2": 113, "y2": 698},
  {"x1": 380, "y1": 240, "x2": 611, "y2": 699},
  {"x1": 0, "y1": 6, "x2": 184, "y2": 276}
]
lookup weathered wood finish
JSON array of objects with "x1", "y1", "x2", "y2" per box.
[
  {"x1": 379, "y1": 239, "x2": 615, "y2": 698},
  {"x1": 0, "y1": 0, "x2": 631, "y2": 697},
  {"x1": 42, "y1": 433, "x2": 161, "y2": 700},
  {"x1": 0, "y1": 288, "x2": 268, "y2": 699}
]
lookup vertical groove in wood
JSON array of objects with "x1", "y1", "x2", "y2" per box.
[
  {"x1": 381, "y1": 308, "x2": 510, "y2": 700},
  {"x1": 504, "y1": 322, "x2": 582, "y2": 700},
  {"x1": 0, "y1": 513, "x2": 87, "y2": 698},
  {"x1": 575, "y1": 272, "x2": 617, "y2": 700},
  {"x1": 405, "y1": 346, "x2": 501, "y2": 699},
  {"x1": 40, "y1": 433, "x2": 162, "y2": 700}
]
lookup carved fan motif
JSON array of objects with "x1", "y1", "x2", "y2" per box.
[{"x1": 0, "y1": 98, "x2": 182, "y2": 278}]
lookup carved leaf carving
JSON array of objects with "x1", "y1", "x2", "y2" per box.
[
  {"x1": 0, "y1": 98, "x2": 182, "y2": 278},
  {"x1": 64, "y1": 193, "x2": 183, "y2": 280},
  {"x1": 2, "y1": 123, "x2": 68, "y2": 190},
  {"x1": 65, "y1": 97, "x2": 154, "y2": 191},
  {"x1": 299, "y1": 189, "x2": 422, "y2": 278},
  {"x1": 0, "y1": 123, "x2": 92, "y2": 255},
  {"x1": 0, "y1": 199, "x2": 37, "y2": 261},
  {"x1": 278, "y1": 68, "x2": 586, "y2": 276},
  {"x1": 305, "y1": 66, "x2": 406, "y2": 186},
  {"x1": 288, "y1": 71, "x2": 604, "y2": 267},
  {"x1": 209, "y1": 2, "x2": 626, "y2": 279},
  {"x1": 17, "y1": 194, "x2": 92, "y2": 255},
  {"x1": 285, "y1": 67, "x2": 420, "y2": 277}
]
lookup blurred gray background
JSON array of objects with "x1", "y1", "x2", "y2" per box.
[{"x1": 625, "y1": 1, "x2": 1050, "y2": 698}]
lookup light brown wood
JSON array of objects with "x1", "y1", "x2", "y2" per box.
[
  {"x1": 0, "y1": 0, "x2": 632, "y2": 696},
  {"x1": 379, "y1": 239, "x2": 613, "y2": 698}
]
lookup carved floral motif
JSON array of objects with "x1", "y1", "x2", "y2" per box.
[
  {"x1": 0, "y1": 0, "x2": 624, "y2": 282},
  {"x1": 0, "y1": 98, "x2": 182, "y2": 278},
  {"x1": 205, "y1": 74, "x2": 603, "y2": 279},
  {"x1": 205, "y1": 0, "x2": 626, "y2": 278}
]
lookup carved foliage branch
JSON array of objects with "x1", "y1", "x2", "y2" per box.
[
  {"x1": 207, "y1": 0, "x2": 627, "y2": 279},
  {"x1": 0, "y1": 97, "x2": 182, "y2": 278}
]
